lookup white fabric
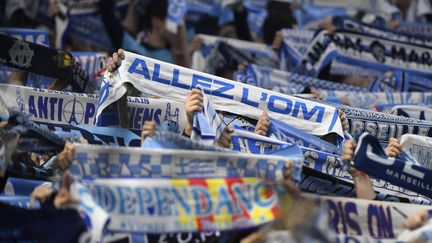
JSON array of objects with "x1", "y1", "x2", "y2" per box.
[{"x1": 97, "y1": 51, "x2": 343, "y2": 137}]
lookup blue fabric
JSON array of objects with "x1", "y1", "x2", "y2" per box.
[
  {"x1": 354, "y1": 133, "x2": 432, "y2": 198},
  {"x1": 268, "y1": 117, "x2": 340, "y2": 155}
]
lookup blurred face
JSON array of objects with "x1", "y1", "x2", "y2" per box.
[{"x1": 151, "y1": 16, "x2": 166, "y2": 32}]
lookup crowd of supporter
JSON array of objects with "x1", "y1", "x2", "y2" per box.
[{"x1": 1, "y1": 0, "x2": 432, "y2": 242}]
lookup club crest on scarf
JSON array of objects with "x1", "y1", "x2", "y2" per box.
[{"x1": 9, "y1": 39, "x2": 34, "y2": 68}]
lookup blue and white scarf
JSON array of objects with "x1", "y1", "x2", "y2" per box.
[
  {"x1": 396, "y1": 22, "x2": 432, "y2": 40},
  {"x1": 332, "y1": 16, "x2": 432, "y2": 47},
  {"x1": 299, "y1": 29, "x2": 432, "y2": 79},
  {"x1": 166, "y1": 0, "x2": 188, "y2": 33},
  {"x1": 0, "y1": 84, "x2": 187, "y2": 132},
  {"x1": 96, "y1": 51, "x2": 343, "y2": 138},
  {"x1": 279, "y1": 28, "x2": 314, "y2": 71},
  {"x1": 304, "y1": 193, "x2": 432, "y2": 240},
  {"x1": 290, "y1": 0, "x2": 397, "y2": 15},
  {"x1": 319, "y1": 90, "x2": 432, "y2": 110},
  {"x1": 354, "y1": 133, "x2": 432, "y2": 198},
  {"x1": 400, "y1": 134, "x2": 432, "y2": 170},
  {"x1": 268, "y1": 117, "x2": 340, "y2": 155},
  {"x1": 391, "y1": 105, "x2": 432, "y2": 121},
  {"x1": 191, "y1": 94, "x2": 226, "y2": 145},
  {"x1": 37, "y1": 122, "x2": 141, "y2": 147},
  {"x1": 191, "y1": 34, "x2": 278, "y2": 72},
  {"x1": 0, "y1": 28, "x2": 49, "y2": 46},
  {"x1": 236, "y1": 64, "x2": 367, "y2": 93},
  {"x1": 368, "y1": 71, "x2": 432, "y2": 92},
  {"x1": 334, "y1": 103, "x2": 432, "y2": 145},
  {"x1": 69, "y1": 142, "x2": 290, "y2": 181}
]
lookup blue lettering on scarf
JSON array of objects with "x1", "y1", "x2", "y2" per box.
[{"x1": 128, "y1": 57, "x2": 326, "y2": 122}]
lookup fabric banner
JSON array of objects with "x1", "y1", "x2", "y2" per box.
[
  {"x1": 302, "y1": 149, "x2": 432, "y2": 205},
  {"x1": 97, "y1": 51, "x2": 343, "y2": 137},
  {"x1": 70, "y1": 181, "x2": 110, "y2": 242},
  {"x1": 354, "y1": 133, "x2": 432, "y2": 198},
  {"x1": 333, "y1": 102, "x2": 432, "y2": 144},
  {"x1": 400, "y1": 134, "x2": 432, "y2": 170},
  {"x1": 143, "y1": 130, "x2": 230, "y2": 152},
  {"x1": 0, "y1": 34, "x2": 89, "y2": 92},
  {"x1": 0, "y1": 28, "x2": 50, "y2": 46},
  {"x1": 69, "y1": 143, "x2": 290, "y2": 180},
  {"x1": 303, "y1": 193, "x2": 432, "y2": 239},
  {"x1": 77, "y1": 177, "x2": 280, "y2": 233},
  {"x1": 235, "y1": 66, "x2": 303, "y2": 95},
  {"x1": 300, "y1": 29, "x2": 432, "y2": 78},
  {"x1": 281, "y1": 29, "x2": 314, "y2": 56},
  {"x1": 396, "y1": 22, "x2": 432, "y2": 40},
  {"x1": 191, "y1": 93, "x2": 226, "y2": 144},
  {"x1": 290, "y1": 0, "x2": 397, "y2": 14},
  {"x1": 368, "y1": 71, "x2": 432, "y2": 92},
  {"x1": 279, "y1": 28, "x2": 314, "y2": 71},
  {"x1": 268, "y1": 116, "x2": 340, "y2": 154},
  {"x1": 392, "y1": 105, "x2": 432, "y2": 121},
  {"x1": 329, "y1": 59, "x2": 384, "y2": 77},
  {"x1": 229, "y1": 128, "x2": 304, "y2": 182},
  {"x1": 226, "y1": 126, "x2": 429, "y2": 204},
  {"x1": 145, "y1": 102, "x2": 432, "y2": 205},
  {"x1": 191, "y1": 34, "x2": 278, "y2": 72},
  {"x1": 236, "y1": 64, "x2": 366, "y2": 93},
  {"x1": 299, "y1": 166, "x2": 430, "y2": 204},
  {"x1": 166, "y1": 0, "x2": 188, "y2": 33},
  {"x1": 37, "y1": 122, "x2": 142, "y2": 147},
  {"x1": 319, "y1": 90, "x2": 432, "y2": 110},
  {"x1": 0, "y1": 84, "x2": 187, "y2": 131},
  {"x1": 0, "y1": 28, "x2": 52, "y2": 87},
  {"x1": 6, "y1": 110, "x2": 67, "y2": 152},
  {"x1": 332, "y1": 16, "x2": 432, "y2": 47}
]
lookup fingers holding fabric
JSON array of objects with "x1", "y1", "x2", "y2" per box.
[
  {"x1": 385, "y1": 138, "x2": 402, "y2": 157},
  {"x1": 215, "y1": 126, "x2": 233, "y2": 148},
  {"x1": 107, "y1": 49, "x2": 125, "y2": 72},
  {"x1": 255, "y1": 111, "x2": 270, "y2": 136}
]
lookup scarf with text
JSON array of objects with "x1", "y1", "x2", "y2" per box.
[{"x1": 96, "y1": 51, "x2": 343, "y2": 138}]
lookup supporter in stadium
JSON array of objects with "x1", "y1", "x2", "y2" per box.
[
  {"x1": 108, "y1": 48, "x2": 271, "y2": 145},
  {"x1": 2, "y1": 0, "x2": 432, "y2": 242},
  {"x1": 99, "y1": 0, "x2": 189, "y2": 66}
]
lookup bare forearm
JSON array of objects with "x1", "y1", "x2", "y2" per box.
[{"x1": 170, "y1": 23, "x2": 190, "y2": 67}]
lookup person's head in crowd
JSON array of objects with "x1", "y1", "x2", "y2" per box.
[
  {"x1": 194, "y1": 15, "x2": 220, "y2": 36},
  {"x1": 262, "y1": 1, "x2": 297, "y2": 45},
  {"x1": 138, "y1": 0, "x2": 168, "y2": 33}
]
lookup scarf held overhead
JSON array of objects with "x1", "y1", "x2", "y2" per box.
[{"x1": 96, "y1": 51, "x2": 343, "y2": 137}]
